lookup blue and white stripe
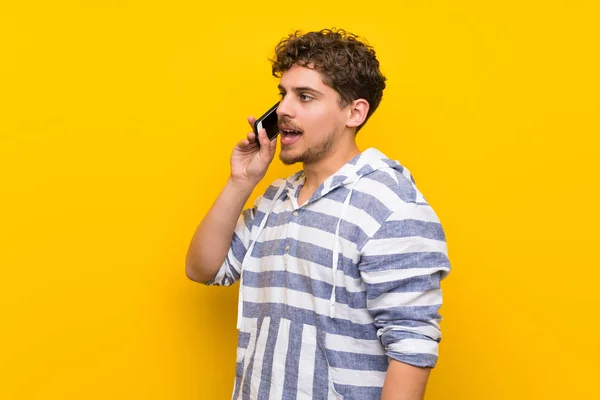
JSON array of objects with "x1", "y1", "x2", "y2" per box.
[{"x1": 206, "y1": 148, "x2": 451, "y2": 399}]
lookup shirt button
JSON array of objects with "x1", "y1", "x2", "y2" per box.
[
  {"x1": 293, "y1": 211, "x2": 299, "y2": 217},
  {"x1": 285, "y1": 245, "x2": 290, "y2": 252}
]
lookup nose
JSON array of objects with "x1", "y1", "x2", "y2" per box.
[{"x1": 276, "y1": 95, "x2": 293, "y2": 119}]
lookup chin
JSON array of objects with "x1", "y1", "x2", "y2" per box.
[
  {"x1": 279, "y1": 148, "x2": 303, "y2": 165},
  {"x1": 279, "y1": 154, "x2": 301, "y2": 166}
]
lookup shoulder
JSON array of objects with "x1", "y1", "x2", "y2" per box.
[
  {"x1": 352, "y1": 164, "x2": 445, "y2": 243},
  {"x1": 359, "y1": 165, "x2": 424, "y2": 204},
  {"x1": 255, "y1": 170, "x2": 302, "y2": 205},
  {"x1": 353, "y1": 164, "x2": 429, "y2": 219},
  {"x1": 262, "y1": 178, "x2": 287, "y2": 201}
]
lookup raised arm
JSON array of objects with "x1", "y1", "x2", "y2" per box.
[{"x1": 185, "y1": 118, "x2": 277, "y2": 283}]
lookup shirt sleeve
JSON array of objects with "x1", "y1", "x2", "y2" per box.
[
  {"x1": 358, "y1": 202, "x2": 451, "y2": 368},
  {"x1": 203, "y1": 201, "x2": 256, "y2": 287}
]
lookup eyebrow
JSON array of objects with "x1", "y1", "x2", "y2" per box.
[{"x1": 278, "y1": 84, "x2": 324, "y2": 96}]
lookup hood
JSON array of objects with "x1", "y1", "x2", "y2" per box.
[{"x1": 282, "y1": 148, "x2": 415, "y2": 207}]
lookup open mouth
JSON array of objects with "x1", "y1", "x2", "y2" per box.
[{"x1": 280, "y1": 129, "x2": 303, "y2": 146}]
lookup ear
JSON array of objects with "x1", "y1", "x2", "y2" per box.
[{"x1": 346, "y1": 99, "x2": 370, "y2": 129}]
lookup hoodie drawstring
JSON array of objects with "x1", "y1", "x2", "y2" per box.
[
  {"x1": 329, "y1": 180, "x2": 357, "y2": 319},
  {"x1": 237, "y1": 184, "x2": 287, "y2": 330}
]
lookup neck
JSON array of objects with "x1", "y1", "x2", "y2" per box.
[{"x1": 302, "y1": 132, "x2": 361, "y2": 191}]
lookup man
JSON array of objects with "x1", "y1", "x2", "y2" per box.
[{"x1": 186, "y1": 28, "x2": 451, "y2": 400}]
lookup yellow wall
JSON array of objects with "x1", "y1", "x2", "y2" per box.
[{"x1": 1, "y1": 1, "x2": 598, "y2": 399}]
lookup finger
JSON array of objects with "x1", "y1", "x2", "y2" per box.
[
  {"x1": 247, "y1": 131, "x2": 256, "y2": 142},
  {"x1": 247, "y1": 116, "x2": 257, "y2": 130},
  {"x1": 257, "y1": 129, "x2": 270, "y2": 155},
  {"x1": 235, "y1": 138, "x2": 250, "y2": 149},
  {"x1": 268, "y1": 133, "x2": 277, "y2": 155}
]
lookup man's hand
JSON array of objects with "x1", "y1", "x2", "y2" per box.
[{"x1": 230, "y1": 116, "x2": 277, "y2": 187}]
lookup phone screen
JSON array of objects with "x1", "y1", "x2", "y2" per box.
[{"x1": 254, "y1": 102, "x2": 280, "y2": 143}]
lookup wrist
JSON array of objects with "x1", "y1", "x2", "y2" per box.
[{"x1": 226, "y1": 177, "x2": 257, "y2": 195}]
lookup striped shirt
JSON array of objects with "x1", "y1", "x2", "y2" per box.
[{"x1": 205, "y1": 148, "x2": 451, "y2": 399}]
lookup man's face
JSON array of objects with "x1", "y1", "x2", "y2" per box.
[{"x1": 276, "y1": 64, "x2": 349, "y2": 166}]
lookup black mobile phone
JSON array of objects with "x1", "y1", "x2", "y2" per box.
[{"x1": 253, "y1": 102, "x2": 280, "y2": 147}]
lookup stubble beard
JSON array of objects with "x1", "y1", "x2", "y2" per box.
[{"x1": 279, "y1": 132, "x2": 336, "y2": 166}]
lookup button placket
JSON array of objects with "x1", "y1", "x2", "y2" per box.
[
  {"x1": 285, "y1": 209, "x2": 298, "y2": 256},
  {"x1": 285, "y1": 209, "x2": 292, "y2": 253},
  {"x1": 284, "y1": 207, "x2": 294, "y2": 267}
]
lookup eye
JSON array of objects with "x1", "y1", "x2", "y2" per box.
[
  {"x1": 278, "y1": 92, "x2": 286, "y2": 99},
  {"x1": 299, "y1": 94, "x2": 313, "y2": 102}
]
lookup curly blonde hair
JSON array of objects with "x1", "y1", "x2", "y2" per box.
[{"x1": 271, "y1": 28, "x2": 387, "y2": 132}]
